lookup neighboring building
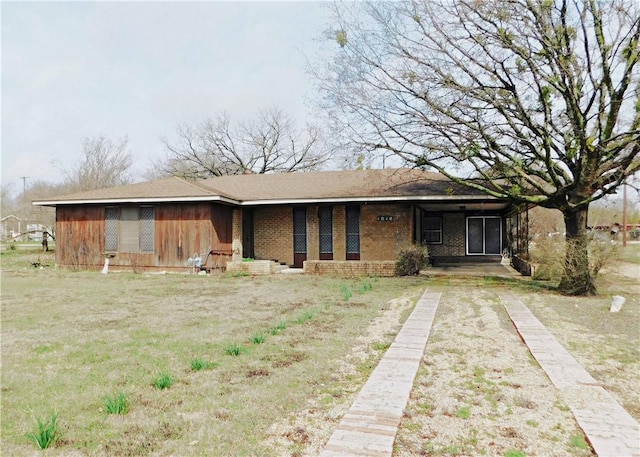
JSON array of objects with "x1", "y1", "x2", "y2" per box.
[
  {"x1": 0, "y1": 215, "x2": 22, "y2": 241},
  {"x1": 32, "y1": 168, "x2": 529, "y2": 275}
]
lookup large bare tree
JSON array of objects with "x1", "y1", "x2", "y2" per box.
[
  {"x1": 317, "y1": 0, "x2": 639, "y2": 295},
  {"x1": 60, "y1": 136, "x2": 133, "y2": 191},
  {"x1": 158, "y1": 107, "x2": 332, "y2": 179}
]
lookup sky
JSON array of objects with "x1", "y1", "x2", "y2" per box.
[{"x1": 1, "y1": 1, "x2": 334, "y2": 193}]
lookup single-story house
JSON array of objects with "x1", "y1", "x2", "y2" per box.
[{"x1": 33, "y1": 168, "x2": 530, "y2": 275}]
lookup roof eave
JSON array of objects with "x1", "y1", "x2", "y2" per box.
[
  {"x1": 239, "y1": 195, "x2": 509, "y2": 206},
  {"x1": 32, "y1": 194, "x2": 510, "y2": 207},
  {"x1": 32, "y1": 195, "x2": 240, "y2": 207}
]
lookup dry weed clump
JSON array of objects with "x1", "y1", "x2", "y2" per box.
[{"x1": 530, "y1": 234, "x2": 618, "y2": 282}]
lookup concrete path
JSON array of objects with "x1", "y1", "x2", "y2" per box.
[
  {"x1": 319, "y1": 290, "x2": 441, "y2": 457},
  {"x1": 501, "y1": 294, "x2": 640, "y2": 457}
]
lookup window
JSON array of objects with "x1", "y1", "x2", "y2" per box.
[
  {"x1": 467, "y1": 216, "x2": 502, "y2": 255},
  {"x1": 104, "y1": 206, "x2": 155, "y2": 253},
  {"x1": 293, "y1": 207, "x2": 307, "y2": 254},
  {"x1": 422, "y1": 215, "x2": 442, "y2": 244},
  {"x1": 105, "y1": 207, "x2": 119, "y2": 251},
  {"x1": 345, "y1": 205, "x2": 360, "y2": 260},
  {"x1": 319, "y1": 206, "x2": 333, "y2": 259},
  {"x1": 139, "y1": 207, "x2": 155, "y2": 253}
]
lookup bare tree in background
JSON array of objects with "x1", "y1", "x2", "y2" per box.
[
  {"x1": 157, "y1": 107, "x2": 332, "y2": 179},
  {"x1": 317, "y1": 0, "x2": 639, "y2": 295},
  {"x1": 61, "y1": 136, "x2": 133, "y2": 191}
]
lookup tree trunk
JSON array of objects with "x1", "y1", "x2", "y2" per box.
[{"x1": 558, "y1": 206, "x2": 597, "y2": 296}]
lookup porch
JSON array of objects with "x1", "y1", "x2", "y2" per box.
[{"x1": 422, "y1": 261, "x2": 523, "y2": 278}]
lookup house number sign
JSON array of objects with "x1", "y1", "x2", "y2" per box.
[{"x1": 377, "y1": 215, "x2": 394, "y2": 222}]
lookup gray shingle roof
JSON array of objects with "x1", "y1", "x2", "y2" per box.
[{"x1": 33, "y1": 168, "x2": 495, "y2": 206}]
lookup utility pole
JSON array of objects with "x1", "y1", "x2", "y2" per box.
[
  {"x1": 20, "y1": 176, "x2": 29, "y2": 198},
  {"x1": 20, "y1": 176, "x2": 29, "y2": 238}
]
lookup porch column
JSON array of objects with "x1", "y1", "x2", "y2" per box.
[
  {"x1": 232, "y1": 209, "x2": 243, "y2": 261},
  {"x1": 307, "y1": 205, "x2": 319, "y2": 260},
  {"x1": 334, "y1": 205, "x2": 346, "y2": 260}
]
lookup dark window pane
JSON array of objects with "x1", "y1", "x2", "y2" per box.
[
  {"x1": 293, "y1": 208, "x2": 307, "y2": 254},
  {"x1": 422, "y1": 215, "x2": 442, "y2": 244},
  {"x1": 105, "y1": 207, "x2": 119, "y2": 251},
  {"x1": 319, "y1": 207, "x2": 333, "y2": 254},
  {"x1": 485, "y1": 218, "x2": 502, "y2": 254},
  {"x1": 345, "y1": 206, "x2": 360, "y2": 254},
  {"x1": 139, "y1": 207, "x2": 155, "y2": 253},
  {"x1": 467, "y1": 218, "x2": 484, "y2": 254}
]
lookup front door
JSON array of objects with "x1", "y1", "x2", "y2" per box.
[
  {"x1": 467, "y1": 216, "x2": 502, "y2": 255},
  {"x1": 242, "y1": 208, "x2": 254, "y2": 259},
  {"x1": 293, "y1": 207, "x2": 307, "y2": 268}
]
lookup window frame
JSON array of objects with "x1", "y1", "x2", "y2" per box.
[
  {"x1": 422, "y1": 215, "x2": 443, "y2": 245},
  {"x1": 104, "y1": 205, "x2": 155, "y2": 254},
  {"x1": 345, "y1": 205, "x2": 360, "y2": 260}
]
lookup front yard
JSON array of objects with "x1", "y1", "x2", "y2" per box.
[{"x1": 1, "y1": 248, "x2": 637, "y2": 456}]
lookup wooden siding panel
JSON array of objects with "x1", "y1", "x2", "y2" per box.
[
  {"x1": 56, "y1": 206, "x2": 105, "y2": 268},
  {"x1": 155, "y1": 203, "x2": 214, "y2": 267}
]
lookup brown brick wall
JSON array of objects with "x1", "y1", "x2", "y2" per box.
[
  {"x1": 428, "y1": 212, "x2": 466, "y2": 257},
  {"x1": 360, "y1": 204, "x2": 413, "y2": 261},
  {"x1": 254, "y1": 206, "x2": 293, "y2": 265},
  {"x1": 232, "y1": 208, "x2": 243, "y2": 245},
  {"x1": 333, "y1": 206, "x2": 346, "y2": 260},
  {"x1": 304, "y1": 260, "x2": 396, "y2": 277},
  {"x1": 307, "y1": 205, "x2": 319, "y2": 260}
]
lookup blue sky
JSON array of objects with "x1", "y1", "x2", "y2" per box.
[{"x1": 1, "y1": 1, "x2": 333, "y2": 191}]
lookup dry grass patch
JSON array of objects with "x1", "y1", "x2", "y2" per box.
[{"x1": 1, "y1": 258, "x2": 425, "y2": 456}]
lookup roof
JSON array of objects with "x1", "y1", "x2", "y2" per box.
[
  {"x1": 32, "y1": 176, "x2": 237, "y2": 206},
  {"x1": 32, "y1": 168, "x2": 505, "y2": 207}
]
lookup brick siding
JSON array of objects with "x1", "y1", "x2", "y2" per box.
[
  {"x1": 428, "y1": 212, "x2": 466, "y2": 257},
  {"x1": 253, "y1": 207, "x2": 293, "y2": 265},
  {"x1": 304, "y1": 260, "x2": 396, "y2": 277},
  {"x1": 360, "y1": 204, "x2": 413, "y2": 260}
]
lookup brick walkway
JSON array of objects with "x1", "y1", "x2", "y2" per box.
[
  {"x1": 319, "y1": 290, "x2": 441, "y2": 457},
  {"x1": 501, "y1": 294, "x2": 640, "y2": 457}
]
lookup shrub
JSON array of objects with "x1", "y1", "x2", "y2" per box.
[
  {"x1": 25, "y1": 411, "x2": 58, "y2": 449},
  {"x1": 530, "y1": 235, "x2": 565, "y2": 280},
  {"x1": 395, "y1": 244, "x2": 429, "y2": 276},
  {"x1": 530, "y1": 234, "x2": 618, "y2": 281}
]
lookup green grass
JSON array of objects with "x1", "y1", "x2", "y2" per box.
[
  {"x1": 504, "y1": 450, "x2": 526, "y2": 457},
  {"x1": 152, "y1": 373, "x2": 174, "y2": 390},
  {"x1": 250, "y1": 333, "x2": 267, "y2": 344},
  {"x1": 455, "y1": 405, "x2": 472, "y2": 419},
  {"x1": 568, "y1": 434, "x2": 590, "y2": 450},
  {"x1": 340, "y1": 283, "x2": 353, "y2": 301},
  {"x1": 104, "y1": 392, "x2": 129, "y2": 415},
  {"x1": 24, "y1": 411, "x2": 58, "y2": 449},
  {"x1": 271, "y1": 321, "x2": 288, "y2": 335},
  {"x1": 190, "y1": 358, "x2": 219, "y2": 371},
  {"x1": 294, "y1": 310, "x2": 314, "y2": 324},
  {"x1": 223, "y1": 343, "x2": 246, "y2": 357}
]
